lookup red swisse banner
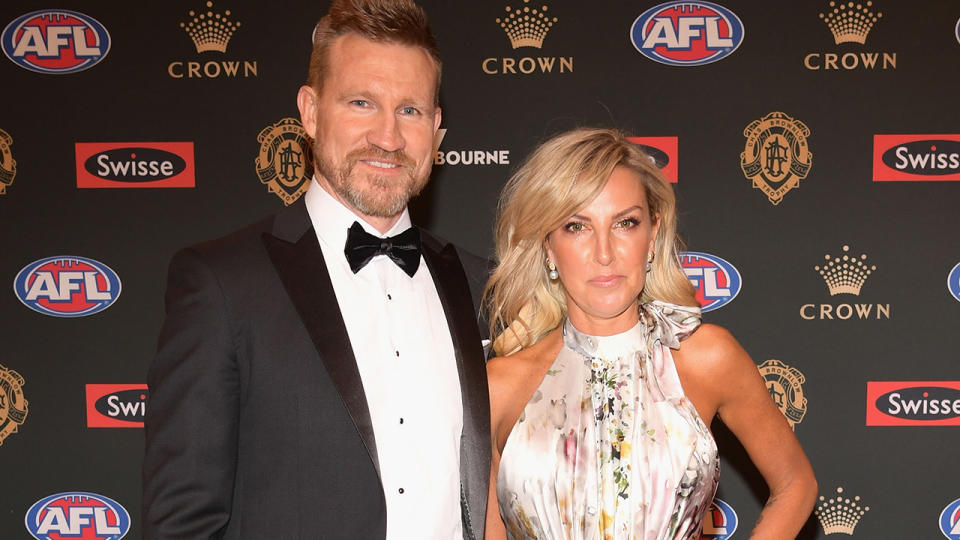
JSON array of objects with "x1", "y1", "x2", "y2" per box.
[
  {"x1": 866, "y1": 381, "x2": 960, "y2": 426},
  {"x1": 873, "y1": 134, "x2": 960, "y2": 181},
  {"x1": 75, "y1": 142, "x2": 195, "y2": 188},
  {"x1": 627, "y1": 136, "x2": 678, "y2": 183},
  {"x1": 85, "y1": 383, "x2": 148, "y2": 428}
]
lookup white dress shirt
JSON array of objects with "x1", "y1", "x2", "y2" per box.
[{"x1": 304, "y1": 179, "x2": 464, "y2": 540}]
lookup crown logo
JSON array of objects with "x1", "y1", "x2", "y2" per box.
[
  {"x1": 819, "y1": 1, "x2": 883, "y2": 45},
  {"x1": 815, "y1": 487, "x2": 870, "y2": 535},
  {"x1": 814, "y1": 245, "x2": 876, "y2": 296},
  {"x1": 496, "y1": 0, "x2": 557, "y2": 49},
  {"x1": 180, "y1": 1, "x2": 241, "y2": 53}
]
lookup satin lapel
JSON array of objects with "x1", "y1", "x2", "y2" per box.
[
  {"x1": 421, "y1": 233, "x2": 491, "y2": 540},
  {"x1": 262, "y1": 203, "x2": 380, "y2": 481}
]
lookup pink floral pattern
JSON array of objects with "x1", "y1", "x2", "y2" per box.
[{"x1": 497, "y1": 301, "x2": 719, "y2": 540}]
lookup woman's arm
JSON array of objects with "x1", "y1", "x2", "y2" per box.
[
  {"x1": 484, "y1": 355, "x2": 511, "y2": 540},
  {"x1": 681, "y1": 324, "x2": 818, "y2": 539}
]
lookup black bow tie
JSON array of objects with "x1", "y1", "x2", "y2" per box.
[{"x1": 344, "y1": 221, "x2": 422, "y2": 277}]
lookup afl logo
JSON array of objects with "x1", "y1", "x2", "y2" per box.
[
  {"x1": 681, "y1": 251, "x2": 741, "y2": 312},
  {"x1": 25, "y1": 491, "x2": 130, "y2": 540},
  {"x1": 631, "y1": 1, "x2": 744, "y2": 66},
  {"x1": 3, "y1": 10, "x2": 110, "y2": 74},
  {"x1": 941, "y1": 497, "x2": 960, "y2": 539},
  {"x1": 949, "y1": 262, "x2": 960, "y2": 303},
  {"x1": 700, "y1": 498, "x2": 738, "y2": 539},
  {"x1": 14, "y1": 256, "x2": 121, "y2": 317}
]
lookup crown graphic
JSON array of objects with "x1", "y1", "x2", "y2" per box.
[
  {"x1": 815, "y1": 487, "x2": 870, "y2": 535},
  {"x1": 814, "y1": 245, "x2": 876, "y2": 296},
  {"x1": 180, "y1": 1, "x2": 241, "y2": 53},
  {"x1": 496, "y1": 1, "x2": 557, "y2": 49},
  {"x1": 818, "y1": 1, "x2": 882, "y2": 45}
]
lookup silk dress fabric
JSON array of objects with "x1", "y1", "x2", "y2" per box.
[{"x1": 497, "y1": 301, "x2": 720, "y2": 540}]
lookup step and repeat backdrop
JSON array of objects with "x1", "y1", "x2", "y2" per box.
[{"x1": 2, "y1": 0, "x2": 960, "y2": 538}]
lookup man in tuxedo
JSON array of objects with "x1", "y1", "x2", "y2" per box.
[{"x1": 142, "y1": 1, "x2": 490, "y2": 538}]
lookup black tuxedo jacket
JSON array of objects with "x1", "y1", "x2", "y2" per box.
[{"x1": 143, "y1": 199, "x2": 490, "y2": 539}]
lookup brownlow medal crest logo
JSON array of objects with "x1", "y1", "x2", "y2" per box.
[
  {"x1": 255, "y1": 118, "x2": 313, "y2": 205},
  {"x1": 758, "y1": 359, "x2": 807, "y2": 431},
  {"x1": 0, "y1": 363, "x2": 28, "y2": 445},
  {"x1": 0, "y1": 129, "x2": 17, "y2": 195},
  {"x1": 740, "y1": 112, "x2": 813, "y2": 205}
]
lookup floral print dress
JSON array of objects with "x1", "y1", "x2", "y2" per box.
[{"x1": 497, "y1": 301, "x2": 720, "y2": 540}]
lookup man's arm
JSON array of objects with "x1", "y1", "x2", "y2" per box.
[{"x1": 142, "y1": 247, "x2": 240, "y2": 539}]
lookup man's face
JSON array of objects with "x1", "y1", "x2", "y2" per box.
[{"x1": 298, "y1": 33, "x2": 441, "y2": 222}]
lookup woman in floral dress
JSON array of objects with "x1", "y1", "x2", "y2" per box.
[{"x1": 483, "y1": 128, "x2": 817, "y2": 539}]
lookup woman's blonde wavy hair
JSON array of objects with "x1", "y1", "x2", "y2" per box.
[{"x1": 484, "y1": 128, "x2": 698, "y2": 356}]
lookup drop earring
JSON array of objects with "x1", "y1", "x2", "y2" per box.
[
  {"x1": 547, "y1": 259, "x2": 559, "y2": 280},
  {"x1": 646, "y1": 252, "x2": 654, "y2": 272}
]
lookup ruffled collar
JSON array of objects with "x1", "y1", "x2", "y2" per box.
[{"x1": 563, "y1": 301, "x2": 701, "y2": 358}]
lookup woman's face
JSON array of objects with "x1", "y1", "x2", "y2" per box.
[{"x1": 545, "y1": 166, "x2": 659, "y2": 336}]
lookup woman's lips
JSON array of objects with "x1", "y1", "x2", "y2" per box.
[{"x1": 588, "y1": 275, "x2": 624, "y2": 287}]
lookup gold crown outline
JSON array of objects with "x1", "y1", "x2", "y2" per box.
[
  {"x1": 819, "y1": 1, "x2": 883, "y2": 45},
  {"x1": 496, "y1": 0, "x2": 557, "y2": 49},
  {"x1": 814, "y1": 245, "x2": 876, "y2": 296},
  {"x1": 181, "y1": 1, "x2": 241, "y2": 53},
  {"x1": 814, "y1": 487, "x2": 870, "y2": 535}
]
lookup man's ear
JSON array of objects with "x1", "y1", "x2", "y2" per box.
[{"x1": 297, "y1": 85, "x2": 318, "y2": 138}]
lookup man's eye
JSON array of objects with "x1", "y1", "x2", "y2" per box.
[
  {"x1": 400, "y1": 106, "x2": 419, "y2": 115},
  {"x1": 350, "y1": 99, "x2": 369, "y2": 107}
]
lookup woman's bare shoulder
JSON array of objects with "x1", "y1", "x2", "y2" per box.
[{"x1": 488, "y1": 329, "x2": 563, "y2": 386}]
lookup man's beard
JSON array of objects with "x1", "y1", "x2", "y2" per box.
[{"x1": 315, "y1": 142, "x2": 428, "y2": 218}]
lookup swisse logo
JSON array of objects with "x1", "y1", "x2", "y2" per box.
[
  {"x1": 482, "y1": 1, "x2": 573, "y2": 75},
  {"x1": 14, "y1": 256, "x2": 121, "y2": 318},
  {"x1": 631, "y1": 1, "x2": 744, "y2": 66},
  {"x1": 86, "y1": 384, "x2": 147, "y2": 428},
  {"x1": 680, "y1": 252, "x2": 741, "y2": 312},
  {"x1": 433, "y1": 129, "x2": 510, "y2": 166},
  {"x1": 940, "y1": 497, "x2": 960, "y2": 539},
  {"x1": 76, "y1": 142, "x2": 195, "y2": 188},
  {"x1": 873, "y1": 134, "x2": 960, "y2": 181},
  {"x1": 866, "y1": 381, "x2": 960, "y2": 426},
  {"x1": 627, "y1": 136, "x2": 678, "y2": 183},
  {"x1": 167, "y1": 2, "x2": 258, "y2": 79},
  {"x1": 948, "y1": 262, "x2": 960, "y2": 303},
  {"x1": 2, "y1": 10, "x2": 110, "y2": 74},
  {"x1": 699, "y1": 498, "x2": 737, "y2": 539},
  {"x1": 25, "y1": 491, "x2": 130, "y2": 540}
]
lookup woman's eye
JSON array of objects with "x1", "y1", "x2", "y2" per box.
[
  {"x1": 564, "y1": 222, "x2": 584, "y2": 232},
  {"x1": 617, "y1": 218, "x2": 639, "y2": 228}
]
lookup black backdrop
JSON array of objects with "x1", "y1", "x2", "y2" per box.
[{"x1": 3, "y1": 1, "x2": 960, "y2": 538}]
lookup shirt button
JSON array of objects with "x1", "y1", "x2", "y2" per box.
[
  {"x1": 387, "y1": 293, "x2": 392, "y2": 300},
  {"x1": 395, "y1": 350, "x2": 400, "y2": 357},
  {"x1": 398, "y1": 488, "x2": 405, "y2": 494},
  {"x1": 399, "y1": 418, "x2": 404, "y2": 424}
]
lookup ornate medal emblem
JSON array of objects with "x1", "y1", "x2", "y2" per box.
[
  {"x1": 0, "y1": 364, "x2": 28, "y2": 445},
  {"x1": 758, "y1": 359, "x2": 807, "y2": 430},
  {"x1": 0, "y1": 129, "x2": 17, "y2": 195},
  {"x1": 255, "y1": 118, "x2": 312, "y2": 205},
  {"x1": 740, "y1": 111, "x2": 813, "y2": 205}
]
